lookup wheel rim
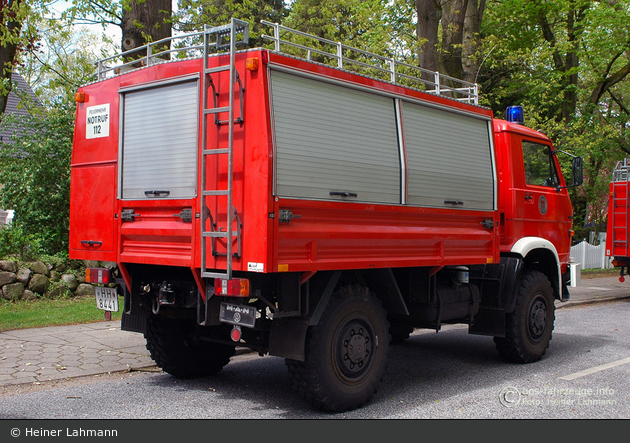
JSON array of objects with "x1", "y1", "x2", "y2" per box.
[
  {"x1": 527, "y1": 294, "x2": 548, "y2": 343},
  {"x1": 335, "y1": 319, "x2": 375, "y2": 381}
]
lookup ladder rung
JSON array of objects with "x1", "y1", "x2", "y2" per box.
[
  {"x1": 203, "y1": 149, "x2": 230, "y2": 155},
  {"x1": 202, "y1": 271, "x2": 229, "y2": 279},
  {"x1": 205, "y1": 66, "x2": 230, "y2": 74},
  {"x1": 202, "y1": 231, "x2": 237, "y2": 238},
  {"x1": 202, "y1": 190, "x2": 229, "y2": 196},
  {"x1": 203, "y1": 231, "x2": 228, "y2": 238},
  {"x1": 204, "y1": 107, "x2": 230, "y2": 115}
]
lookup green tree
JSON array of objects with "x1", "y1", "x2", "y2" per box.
[
  {"x1": 63, "y1": 0, "x2": 172, "y2": 57},
  {"x1": 0, "y1": 103, "x2": 74, "y2": 255},
  {"x1": 18, "y1": 21, "x2": 110, "y2": 106},
  {"x1": 0, "y1": 0, "x2": 46, "y2": 116},
  {"x1": 176, "y1": 0, "x2": 287, "y2": 48},
  {"x1": 478, "y1": 0, "x2": 630, "y2": 239}
]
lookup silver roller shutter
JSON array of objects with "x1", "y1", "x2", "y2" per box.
[
  {"x1": 402, "y1": 102, "x2": 494, "y2": 211},
  {"x1": 121, "y1": 80, "x2": 199, "y2": 200},
  {"x1": 271, "y1": 70, "x2": 401, "y2": 204}
]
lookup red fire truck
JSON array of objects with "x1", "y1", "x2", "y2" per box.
[
  {"x1": 606, "y1": 159, "x2": 630, "y2": 279},
  {"x1": 70, "y1": 19, "x2": 583, "y2": 412}
]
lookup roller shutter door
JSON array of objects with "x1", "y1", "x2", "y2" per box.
[
  {"x1": 402, "y1": 102, "x2": 494, "y2": 211},
  {"x1": 121, "y1": 80, "x2": 199, "y2": 200},
  {"x1": 271, "y1": 70, "x2": 401, "y2": 204}
]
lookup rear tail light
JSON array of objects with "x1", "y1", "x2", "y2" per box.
[
  {"x1": 214, "y1": 278, "x2": 250, "y2": 297},
  {"x1": 85, "y1": 268, "x2": 110, "y2": 285}
]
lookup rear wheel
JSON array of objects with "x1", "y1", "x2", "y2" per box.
[
  {"x1": 145, "y1": 314, "x2": 235, "y2": 379},
  {"x1": 286, "y1": 285, "x2": 390, "y2": 412},
  {"x1": 494, "y1": 270, "x2": 555, "y2": 363}
]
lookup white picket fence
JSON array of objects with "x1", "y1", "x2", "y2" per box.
[{"x1": 570, "y1": 233, "x2": 613, "y2": 270}]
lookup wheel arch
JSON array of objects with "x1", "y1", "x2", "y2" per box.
[{"x1": 510, "y1": 237, "x2": 562, "y2": 301}]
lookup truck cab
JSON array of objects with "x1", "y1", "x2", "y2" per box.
[{"x1": 493, "y1": 118, "x2": 577, "y2": 300}]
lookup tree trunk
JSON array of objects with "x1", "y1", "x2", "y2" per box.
[
  {"x1": 462, "y1": 0, "x2": 486, "y2": 84},
  {"x1": 440, "y1": 0, "x2": 468, "y2": 81},
  {"x1": 416, "y1": 0, "x2": 441, "y2": 82},
  {"x1": 121, "y1": 0, "x2": 172, "y2": 62},
  {"x1": 0, "y1": 0, "x2": 24, "y2": 116}
]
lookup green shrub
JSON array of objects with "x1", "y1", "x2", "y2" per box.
[{"x1": 0, "y1": 223, "x2": 42, "y2": 261}]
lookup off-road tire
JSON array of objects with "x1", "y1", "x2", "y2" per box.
[
  {"x1": 285, "y1": 285, "x2": 390, "y2": 412},
  {"x1": 494, "y1": 270, "x2": 555, "y2": 363},
  {"x1": 145, "y1": 314, "x2": 235, "y2": 379}
]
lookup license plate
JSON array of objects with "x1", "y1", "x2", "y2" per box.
[
  {"x1": 95, "y1": 287, "x2": 119, "y2": 312},
  {"x1": 219, "y1": 302, "x2": 256, "y2": 328}
]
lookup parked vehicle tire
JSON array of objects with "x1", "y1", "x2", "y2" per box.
[
  {"x1": 286, "y1": 285, "x2": 390, "y2": 412},
  {"x1": 494, "y1": 270, "x2": 555, "y2": 363},
  {"x1": 145, "y1": 314, "x2": 235, "y2": 379}
]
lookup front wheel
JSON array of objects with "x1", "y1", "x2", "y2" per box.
[
  {"x1": 494, "y1": 270, "x2": 555, "y2": 363},
  {"x1": 286, "y1": 285, "x2": 390, "y2": 412}
]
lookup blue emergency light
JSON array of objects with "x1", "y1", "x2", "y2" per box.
[{"x1": 505, "y1": 106, "x2": 524, "y2": 125}]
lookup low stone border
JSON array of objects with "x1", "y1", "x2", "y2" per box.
[{"x1": 0, "y1": 260, "x2": 106, "y2": 301}]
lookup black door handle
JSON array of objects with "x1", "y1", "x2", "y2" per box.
[
  {"x1": 144, "y1": 190, "x2": 171, "y2": 197},
  {"x1": 330, "y1": 191, "x2": 358, "y2": 198}
]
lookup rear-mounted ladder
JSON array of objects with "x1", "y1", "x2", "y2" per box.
[
  {"x1": 612, "y1": 160, "x2": 630, "y2": 257},
  {"x1": 200, "y1": 18, "x2": 249, "y2": 280}
]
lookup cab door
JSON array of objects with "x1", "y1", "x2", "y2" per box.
[{"x1": 514, "y1": 139, "x2": 573, "y2": 262}]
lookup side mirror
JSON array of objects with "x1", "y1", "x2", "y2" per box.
[{"x1": 571, "y1": 156, "x2": 583, "y2": 187}]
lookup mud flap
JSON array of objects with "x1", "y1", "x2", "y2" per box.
[{"x1": 268, "y1": 319, "x2": 309, "y2": 361}]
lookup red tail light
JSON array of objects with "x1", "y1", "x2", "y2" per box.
[
  {"x1": 85, "y1": 268, "x2": 110, "y2": 285},
  {"x1": 214, "y1": 278, "x2": 250, "y2": 297}
]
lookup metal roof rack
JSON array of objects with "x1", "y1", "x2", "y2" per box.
[
  {"x1": 613, "y1": 159, "x2": 630, "y2": 182},
  {"x1": 95, "y1": 21, "x2": 249, "y2": 81},
  {"x1": 95, "y1": 19, "x2": 479, "y2": 105},
  {"x1": 260, "y1": 20, "x2": 479, "y2": 105}
]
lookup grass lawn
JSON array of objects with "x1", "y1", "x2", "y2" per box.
[
  {"x1": 580, "y1": 268, "x2": 620, "y2": 279},
  {"x1": 0, "y1": 295, "x2": 123, "y2": 332}
]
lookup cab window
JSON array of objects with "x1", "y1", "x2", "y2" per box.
[{"x1": 522, "y1": 141, "x2": 559, "y2": 188}]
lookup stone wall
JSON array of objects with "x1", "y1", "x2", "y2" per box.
[{"x1": 0, "y1": 260, "x2": 98, "y2": 301}]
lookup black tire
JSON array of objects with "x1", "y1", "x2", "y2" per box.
[
  {"x1": 286, "y1": 285, "x2": 390, "y2": 412},
  {"x1": 494, "y1": 270, "x2": 555, "y2": 363},
  {"x1": 145, "y1": 314, "x2": 235, "y2": 379}
]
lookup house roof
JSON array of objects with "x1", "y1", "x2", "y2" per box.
[{"x1": 0, "y1": 73, "x2": 41, "y2": 143}]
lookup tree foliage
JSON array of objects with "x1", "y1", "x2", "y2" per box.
[
  {"x1": 18, "y1": 21, "x2": 109, "y2": 106},
  {"x1": 176, "y1": 0, "x2": 287, "y2": 47},
  {"x1": 0, "y1": 103, "x2": 74, "y2": 255},
  {"x1": 476, "y1": 0, "x2": 630, "y2": 237},
  {"x1": 0, "y1": 0, "x2": 46, "y2": 116}
]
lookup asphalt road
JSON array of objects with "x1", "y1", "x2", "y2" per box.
[{"x1": 0, "y1": 299, "x2": 628, "y2": 420}]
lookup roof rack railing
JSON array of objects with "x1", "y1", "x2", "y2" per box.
[
  {"x1": 95, "y1": 21, "x2": 249, "y2": 81},
  {"x1": 613, "y1": 159, "x2": 630, "y2": 182},
  {"x1": 95, "y1": 18, "x2": 479, "y2": 105},
  {"x1": 260, "y1": 20, "x2": 479, "y2": 105}
]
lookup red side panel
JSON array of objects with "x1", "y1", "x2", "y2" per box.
[
  {"x1": 69, "y1": 81, "x2": 119, "y2": 262},
  {"x1": 69, "y1": 164, "x2": 117, "y2": 261},
  {"x1": 273, "y1": 199, "x2": 498, "y2": 272},
  {"x1": 118, "y1": 200, "x2": 196, "y2": 266}
]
